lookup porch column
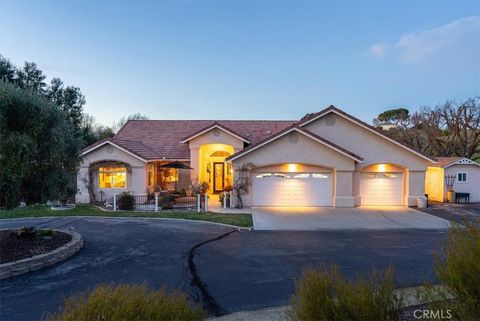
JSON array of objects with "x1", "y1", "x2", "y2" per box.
[{"x1": 190, "y1": 147, "x2": 200, "y2": 182}]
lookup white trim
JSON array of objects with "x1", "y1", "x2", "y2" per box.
[
  {"x1": 180, "y1": 124, "x2": 250, "y2": 143},
  {"x1": 456, "y1": 171, "x2": 468, "y2": 183},
  {"x1": 299, "y1": 109, "x2": 435, "y2": 162},
  {"x1": 81, "y1": 141, "x2": 147, "y2": 163},
  {"x1": 444, "y1": 158, "x2": 480, "y2": 169},
  {"x1": 228, "y1": 127, "x2": 363, "y2": 162}
]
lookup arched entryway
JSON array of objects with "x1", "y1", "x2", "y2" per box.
[{"x1": 198, "y1": 144, "x2": 234, "y2": 193}]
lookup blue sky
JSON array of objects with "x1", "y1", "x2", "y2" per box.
[{"x1": 1, "y1": 0, "x2": 479, "y2": 126}]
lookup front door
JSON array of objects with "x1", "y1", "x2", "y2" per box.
[{"x1": 213, "y1": 162, "x2": 225, "y2": 193}]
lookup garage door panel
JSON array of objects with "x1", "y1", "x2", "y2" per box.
[
  {"x1": 360, "y1": 173, "x2": 403, "y2": 206},
  {"x1": 253, "y1": 173, "x2": 332, "y2": 207}
]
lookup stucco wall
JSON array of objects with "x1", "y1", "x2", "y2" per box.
[
  {"x1": 445, "y1": 164, "x2": 480, "y2": 202},
  {"x1": 76, "y1": 143, "x2": 146, "y2": 203},
  {"x1": 232, "y1": 132, "x2": 356, "y2": 207},
  {"x1": 188, "y1": 129, "x2": 244, "y2": 182},
  {"x1": 303, "y1": 113, "x2": 429, "y2": 170},
  {"x1": 304, "y1": 112, "x2": 431, "y2": 206}
]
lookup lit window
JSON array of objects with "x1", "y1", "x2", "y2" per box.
[
  {"x1": 274, "y1": 173, "x2": 289, "y2": 178},
  {"x1": 312, "y1": 173, "x2": 328, "y2": 179},
  {"x1": 382, "y1": 173, "x2": 398, "y2": 178},
  {"x1": 294, "y1": 173, "x2": 310, "y2": 178},
  {"x1": 99, "y1": 167, "x2": 127, "y2": 189},
  {"x1": 255, "y1": 173, "x2": 272, "y2": 178},
  {"x1": 458, "y1": 172, "x2": 467, "y2": 183},
  {"x1": 161, "y1": 168, "x2": 178, "y2": 183}
]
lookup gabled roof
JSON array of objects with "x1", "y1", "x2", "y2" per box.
[
  {"x1": 298, "y1": 105, "x2": 436, "y2": 162},
  {"x1": 226, "y1": 125, "x2": 363, "y2": 162},
  {"x1": 81, "y1": 139, "x2": 161, "y2": 162},
  {"x1": 180, "y1": 122, "x2": 250, "y2": 143},
  {"x1": 81, "y1": 120, "x2": 295, "y2": 160},
  {"x1": 430, "y1": 157, "x2": 480, "y2": 168}
]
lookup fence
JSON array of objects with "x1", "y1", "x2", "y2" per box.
[{"x1": 113, "y1": 193, "x2": 207, "y2": 212}]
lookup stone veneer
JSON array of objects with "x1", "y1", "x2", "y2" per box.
[{"x1": 0, "y1": 229, "x2": 83, "y2": 280}]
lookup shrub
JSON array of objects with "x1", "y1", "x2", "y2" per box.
[
  {"x1": 159, "y1": 194, "x2": 176, "y2": 209},
  {"x1": 45, "y1": 283, "x2": 206, "y2": 321},
  {"x1": 118, "y1": 192, "x2": 135, "y2": 210},
  {"x1": 433, "y1": 221, "x2": 480, "y2": 320},
  {"x1": 219, "y1": 192, "x2": 230, "y2": 207},
  {"x1": 288, "y1": 265, "x2": 403, "y2": 321}
]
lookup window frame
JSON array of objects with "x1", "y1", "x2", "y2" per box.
[
  {"x1": 457, "y1": 171, "x2": 467, "y2": 184},
  {"x1": 98, "y1": 166, "x2": 128, "y2": 189}
]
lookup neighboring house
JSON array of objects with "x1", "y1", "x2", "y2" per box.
[
  {"x1": 425, "y1": 157, "x2": 480, "y2": 202},
  {"x1": 76, "y1": 105, "x2": 435, "y2": 207}
]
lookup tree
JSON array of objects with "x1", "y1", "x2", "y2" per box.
[
  {"x1": 0, "y1": 56, "x2": 16, "y2": 83},
  {"x1": 373, "y1": 108, "x2": 409, "y2": 126},
  {"x1": 16, "y1": 62, "x2": 47, "y2": 94},
  {"x1": 81, "y1": 113, "x2": 115, "y2": 146},
  {"x1": 376, "y1": 98, "x2": 480, "y2": 161},
  {"x1": 0, "y1": 82, "x2": 81, "y2": 208},
  {"x1": 113, "y1": 113, "x2": 149, "y2": 132}
]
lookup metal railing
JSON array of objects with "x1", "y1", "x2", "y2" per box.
[{"x1": 113, "y1": 193, "x2": 207, "y2": 212}]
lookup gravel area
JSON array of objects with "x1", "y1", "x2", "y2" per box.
[{"x1": 0, "y1": 229, "x2": 71, "y2": 264}]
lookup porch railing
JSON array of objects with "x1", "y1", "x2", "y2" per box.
[{"x1": 113, "y1": 193, "x2": 207, "y2": 212}]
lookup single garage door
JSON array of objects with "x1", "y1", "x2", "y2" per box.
[
  {"x1": 252, "y1": 172, "x2": 332, "y2": 206},
  {"x1": 360, "y1": 172, "x2": 403, "y2": 206}
]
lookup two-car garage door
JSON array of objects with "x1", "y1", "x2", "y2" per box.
[{"x1": 252, "y1": 172, "x2": 332, "y2": 207}]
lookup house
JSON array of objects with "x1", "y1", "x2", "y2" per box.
[
  {"x1": 76, "y1": 105, "x2": 435, "y2": 207},
  {"x1": 425, "y1": 157, "x2": 480, "y2": 203}
]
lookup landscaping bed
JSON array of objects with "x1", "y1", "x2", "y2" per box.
[{"x1": 0, "y1": 228, "x2": 72, "y2": 264}]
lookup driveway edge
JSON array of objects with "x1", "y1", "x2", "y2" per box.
[
  {"x1": 0, "y1": 229, "x2": 83, "y2": 280},
  {"x1": 0, "y1": 215, "x2": 253, "y2": 231}
]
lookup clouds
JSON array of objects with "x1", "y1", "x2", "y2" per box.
[
  {"x1": 368, "y1": 16, "x2": 480, "y2": 65},
  {"x1": 367, "y1": 43, "x2": 388, "y2": 58}
]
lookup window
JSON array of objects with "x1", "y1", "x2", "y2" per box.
[
  {"x1": 312, "y1": 173, "x2": 329, "y2": 179},
  {"x1": 457, "y1": 172, "x2": 467, "y2": 183},
  {"x1": 98, "y1": 167, "x2": 127, "y2": 188},
  {"x1": 274, "y1": 173, "x2": 289, "y2": 178},
  {"x1": 161, "y1": 168, "x2": 178, "y2": 182},
  {"x1": 294, "y1": 173, "x2": 310, "y2": 178},
  {"x1": 255, "y1": 173, "x2": 272, "y2": 178}
]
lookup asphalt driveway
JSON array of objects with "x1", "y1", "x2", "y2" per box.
[
  {"x1": 252, "y1": 206, "x2": 451, "y2": 230},
  {"x1": 0, "y1": 217, "x2": 448, "y2": 320}
]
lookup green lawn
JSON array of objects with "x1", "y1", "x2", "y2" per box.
[{"x1": 0, "y1": 204, "x2": 253, "y2": 228}]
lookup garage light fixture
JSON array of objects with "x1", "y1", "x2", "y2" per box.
[
  {"x1": 378, "y1": 164, "x2": 386, "y2": 172},
  {"x1": 287, "y1": 163, "x2": 298, "y2": 172}
]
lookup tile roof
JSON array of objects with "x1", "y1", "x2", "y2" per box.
[
  {"x1": 429, "y1": 157, "x2": 465, "y2": 168},
  {"x1": 104, "y1": 120, "x2": 296, "y2": 160}
]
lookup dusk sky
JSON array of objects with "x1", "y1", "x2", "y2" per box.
[{"x1": 1, "y1": 0, "x2": 479, "y2": 126}]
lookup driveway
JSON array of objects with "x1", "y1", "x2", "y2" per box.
[
  {"x1": 1, "y1": 217, "x2": 448, "y2": 320},
  {"x1": 252, "y1": 206, "x2": 451, "y2": 230}
]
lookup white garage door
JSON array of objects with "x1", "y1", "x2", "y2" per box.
[
  {"x1": 360, "y1": 172, "x2": 403, "y2": 206},
  {"x1": 252, "y1": 172, "x2": 332, "y2": 207}
]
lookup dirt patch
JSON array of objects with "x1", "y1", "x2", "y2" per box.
[{"x1": 0, "y1": 228, "x2": 72, "y2": 264}]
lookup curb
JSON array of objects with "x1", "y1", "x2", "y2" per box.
[
  {"x1": 0, "y1": 215, "x2": 253, "y2": 231},
  {"x1": 0, "y1": 229, "x2": 83, "y2": 280}
]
